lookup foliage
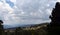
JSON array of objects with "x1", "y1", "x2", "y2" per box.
[{"x1": 2, "y1": 23, "x2": 48, "y2": 35}]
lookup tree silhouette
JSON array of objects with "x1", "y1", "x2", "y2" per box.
[
  {"x1": 47, "y1": 2, "x2": 60, "y2": 35},
  {"x1": 0, "y1": 20, "x2": 3, "y2": 35}
]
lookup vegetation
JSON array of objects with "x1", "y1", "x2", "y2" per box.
[{"x1": 2, "y1": 23, "x2": 49, "y2": 35}]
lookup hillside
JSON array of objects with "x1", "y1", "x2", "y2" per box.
[{"x1": 3, "y1": 23, "x2": 49, "y2": 35}]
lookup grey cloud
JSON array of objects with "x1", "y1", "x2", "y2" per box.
[
  {"x1": 15, "y1": 0, "x2": 56, "y2": 25},
  {"x1": 0, "y1": 0, "x2": 58, "y2": 26}
]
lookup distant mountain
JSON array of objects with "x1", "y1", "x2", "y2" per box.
[
  {"x1": 3, "y1": 24, "x2": 36, "y2": 29},
  {"x1": 3, "y1": 22, "x2": 49, "y2": 29},
  {"x1": 4, "y1": 25, "x2": 14, "y2": 29}
]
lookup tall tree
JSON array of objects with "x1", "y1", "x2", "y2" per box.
[{"x1": 47, "y1": 2, "x2": 60, "y2": 35}]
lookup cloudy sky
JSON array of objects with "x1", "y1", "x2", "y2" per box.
[{"x1": 0, "y1": 0, "x2": 60, "y2": 26}]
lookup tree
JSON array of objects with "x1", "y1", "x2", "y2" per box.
[
  {"x1": 47, "y1": 2, "x2": 60, "y2": 35},
  {"x1": 0, "y1": 20, "x2": 4, "y2": 35}
]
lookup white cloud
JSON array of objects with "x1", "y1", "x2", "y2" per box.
[
  {"x1": 0, "y1": 0, "x2": 59, "y2": 27},
  {"x1": 0, "y1": 0, "x2": 15, "y2": 25},
  {"x1": 4, "y1": 3, "x2": 14, "y2": 14},
  {"x1": 0, "y1": 2, "x2": 3, "y2": 8},
  {"x1": 57, "y1": 0, "x2": 60, "y2": 2},
  {"x1": 10, "y1": 0, "x2": 16, "y2": 3}
]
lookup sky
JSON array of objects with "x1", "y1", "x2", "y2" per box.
[{"x1": 0, "y1": 0, "x2": 60, "y2": 26}]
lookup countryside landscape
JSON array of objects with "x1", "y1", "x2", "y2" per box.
[{"x1": 2, "y1": 23, "x2": 48, "y2": 35}]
